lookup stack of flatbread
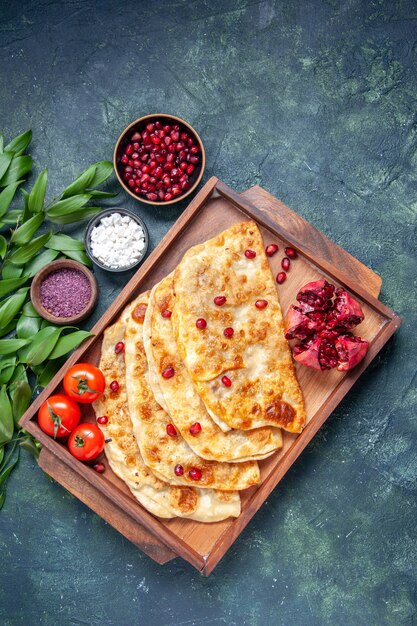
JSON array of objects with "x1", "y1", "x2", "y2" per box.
[{"x1": 93, "y1": 221, "x2": 305, "y2": 522}]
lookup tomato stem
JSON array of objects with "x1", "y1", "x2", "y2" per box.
[
  {"x1": 47, "y1": 403, "x2": 70, "y2": 439},
  {"x1": 71, "y1": 374, "x2": 100, "y2": 396}
]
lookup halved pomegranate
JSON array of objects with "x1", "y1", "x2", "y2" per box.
[
  {"x1": 284, "y1": 305, "x2": 326, "y2": 340},
  {"x1": 335, "y1": 334, "x2": 369, "y2": 371},
  {"x1": 327, "y1": 288, "x2": 365, "y2": 330},
  {"x1": 287, "y1": 280, "x2": 369, "y2": 372},
  {"x1": 293, "y1": 330, "x2": 339, "y2": 370},
  {"x1": 296, "y1": 280, "x2": 335, "y2": 310}
]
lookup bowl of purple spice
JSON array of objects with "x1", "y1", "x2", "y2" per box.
[{"x1": 31, "y1": 259, "x2": 98, "y2": 325}]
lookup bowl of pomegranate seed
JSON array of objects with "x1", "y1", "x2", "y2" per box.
[{"x1": 114, "y1": 114, "x2": 206, "y2": 205}]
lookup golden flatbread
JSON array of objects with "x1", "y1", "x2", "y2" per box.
[{"x1": 172, "y1": 221, "x2": 306, "y2": 433}]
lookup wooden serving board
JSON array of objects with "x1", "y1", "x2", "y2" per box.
[
  {"x1": 22, "y1": 178, "x2": 399, "y2": 576},
  {"x1": 36, "y1": 184, "x2": 383, "y2": 568}
]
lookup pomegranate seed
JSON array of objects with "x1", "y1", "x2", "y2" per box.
[
  {"x1": 190, "y1": 156, "x2": 199, "y2": 164},
  {"x1": 114, "y1": 341, "x2": 125, "y2": 354},
  {"x1": 172, "y1": 186, "x2": 182, "y2": 196},
  {"x1": 166, "y1": 423, "x2": 178, "y2": 437},
  {"x1": 146, "y1": 122, "x2": 155, "y2": 132},
  {"x1": 176, "y1": 141, "x2": 185, "y2": 151},
  {"x1": 285, "y1": 247, "x2": 298, "y2": 259},
  {"x1": 121, "y1": 155, "x2": 129, "y2": 164},
  {"x1": 164, "y1": 136, "x2": 172, "y2": 146},
  {"x1": 158, "y1": 190, "x2": 165, "y2": 200},
  {"x1": 181, "y1": 180, "x2": 190, "y2": 191},
  {"x1": 189, "y1": 467, "x2": 202, "y2": 481},
  {"x1": 93, "y1": 463, "x2": 105, "y2": 474},
  {"x1": 281, "y1": 257, "x2": 291, "y2": 271},
  {"x1": 97, "y1": 415, "x2": 108, "y2": 425},
  {"x1": 196, "y1": 318, "x2": 207, "y2": 329},
  {"x1": 276, "y1": 272, "x2": 287, "y2": 284},
  {"x1": 265, "y1": 244, "x2": 278, "y2": 256},
  {"x1": 125, "y1": 144, "x2": 133, "y2": 156},
  {"x1": 214, "y1": 295, "x2": 226, "y2": 306},
  {"x1": 131, "y1": 151, "x2": 139, "y2": 159},
  {"x1": 174, "y1": 464, "x2": 184, "y2": 476},
  {"x1": 165, "y1": 193, "x2": 173, "y2": 201},
  {"x1": 147, "y1": 192, "x2": 158, "y2": 201},
  {"x1": 224, "y1": 327, "x2": 234, "y2": 338},
  {"x1": 110, "y1": 381, "x2": 120, "y2": 392},
  {"x1": 162, "y1": 367, "x2": 175, "y2": 379},
  {"x1": 128, "y1": 179, "x2": 135, "y2": 188},
  {"x1": 155, "y1": 121, "x2": 162, "y2": 129},
  {"x1": 189, "y1": 422, "x2": 202, "y2": 435},
  {"x1": 150, "y1": 135, "x2": 160, "y2": 145},
  {"x1": 190, "y1": 145, "x2": 199, "y2": 154},
  {"x1": 141, "y1": 164, "x2": 150, "y2": 173},
  {"x1": 180, "y1": 162, "x2": 188, "y2": 171},
  {"x1": 221, "y1": 376, "x2": 232, "y2": 387},
  {"x1": 255, "y1": 299, "x2": 268, "y2": 309},
  {"x1": 163, "y1": 124, "x2": 171, "y2": 132},
  {"x1": 245, "y1": 249, "x2": 256, "y2": 259},
  {"x1": 186, "y1": 164, "x2": 194, "y2": 175},
  {"x1": 161, "y1": 309, "x2": 172, "y2": 318},
  {"x1": 171, "y1": 130, "x2": 180, "y2": 141}
]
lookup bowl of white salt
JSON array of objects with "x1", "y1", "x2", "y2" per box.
[{"x1": 84, "y1": 209, "x2": 149, "y2": 272}]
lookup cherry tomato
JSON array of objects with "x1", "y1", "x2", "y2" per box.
[
  {"x1": 63, "y1": 363, "x2": 105, "y2": 404},
  {"x1": 68, "y1": 423, "x2": 105, "y2": 461},
  {"x1": 38, "y1": 394, "x2": 81, "y2": 439}
]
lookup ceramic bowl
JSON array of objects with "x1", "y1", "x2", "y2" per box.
[
  {"x1": 31, "y1": 259, "x2": 98, "y2": 325},
  {"x1": 84, "y1": 208, "x2": 149, "y2": 272},
  {"x1": 113, "y1": 113, "x2": 205, "y2": 206}
]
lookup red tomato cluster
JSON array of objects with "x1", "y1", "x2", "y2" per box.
[{"x1": 38, "y1": 363, "x2": 106, "y2": 466}]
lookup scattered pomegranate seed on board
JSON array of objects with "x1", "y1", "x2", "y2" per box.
[{"x1": 276, "y1": 272, "x2": 287, "y2": 284}]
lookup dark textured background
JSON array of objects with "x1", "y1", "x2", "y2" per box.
[{"x1": 1, "y1": 1, "x2": 416, "y2": 625}]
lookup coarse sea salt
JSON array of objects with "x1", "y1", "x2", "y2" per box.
[{"x1": 90, "y1": 213, "x2": 146, "y2": 269}]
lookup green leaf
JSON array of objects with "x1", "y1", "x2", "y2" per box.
[
  {"x1": 48, "y1": 330, "x2": 93, "y2": 360},
  {"x1": 24, "y1": 248, "x2": 59, "y2": 278},
  {"x1": 62, "y1": 249, "x2": 92, "y2": 266},
  {"x1": 1, "y1": 262, "x2": 23, "y2": 279},
  {"x1": 0, "y1": 288, "x2": 28, "y2": 329},
  {"x1": 8, "y1": 232, "x2": 51, "y2": 265},
  {"x1": 61, "y1": 167, "x2": 96, "y2": 199},
  {"x1": 87, "y1": 190, "x2": 117, "y2": 199},
  {"x1": 0, "y1": 320, "x2": 18, "y2": 338},
  {"x1": 0, "y1": 277, "x2": 29, "y2": 298},
  {"x1": 0, "y1": 356, "x2": 16, "y2": 384},
  {"x1": 45, "y1": 233, "x2": 85, "y2": 251},
  {"x1": 21, "y1": 188, "x2": 31, "y2": 222},
  {"x1": 16, "y1": 312, "x2": 42, "y2": 338},
  {"x1": 4, "y1": 130, "x2": 32, "y2": 156},
  {"x1": 36, "y1": 358, "x2": 65, "y2": 387},
  {"x1": 28, "y1": 168, "x2": 48, "y2": 213},
  {"x1": 0, "y1": 181, "x2": 23, "y2": 218},
  {"x1": 87, "y1": 161, "x2": 114, "y2": 187},
  {"x1": 22, "y1": 301, "x2": 40, "y2": 318},
  {"x1": 10, "y1": 212, "x2": 44, "y2": 246},
  {"x1": 0, "y1": 450, "x2": 20, "y2": 488},
  {"x1": 46, "y1": 194, "x2": 91, "y2": 220},
  {"x1": 9, "y1": 363, "x2": 28, "y2": 393},
  {"x1": 11, "y1": 381, "x2": 32, "y2": 426},
  {"x1": 19, "y1": 438, "x2": 40, "y2": 461},
  {"x1": 47, "y1": 206, "x2": 101, "y2": 225},
  {"x1": 0, "y1": 152, "x2": 13, "y2": 182},
  {"x1": 0, "y1": 386, "x2": 13, "y2": 445},
  {"x1": 0, "y1": 338, "x2": 30, "y2": 355},
  {"x1": 0, "y1": 447, "x2": 4, "y2": 465},
  {"x1": 0, "y1": 156, "x2": 32, "y2": 187},
  {"x1": 2, "y1": 209, "x2": 23, "y2": 224},
  {"x1": 21, "y1": 326, "x2": 62, "y2": 366},
  {"x1": 0, "y1": 235, "x2": 7, "y2": 259}
]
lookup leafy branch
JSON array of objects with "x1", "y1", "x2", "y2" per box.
[{"x1": 0, "y1": 128, "x2": 116, "y2": 509}]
